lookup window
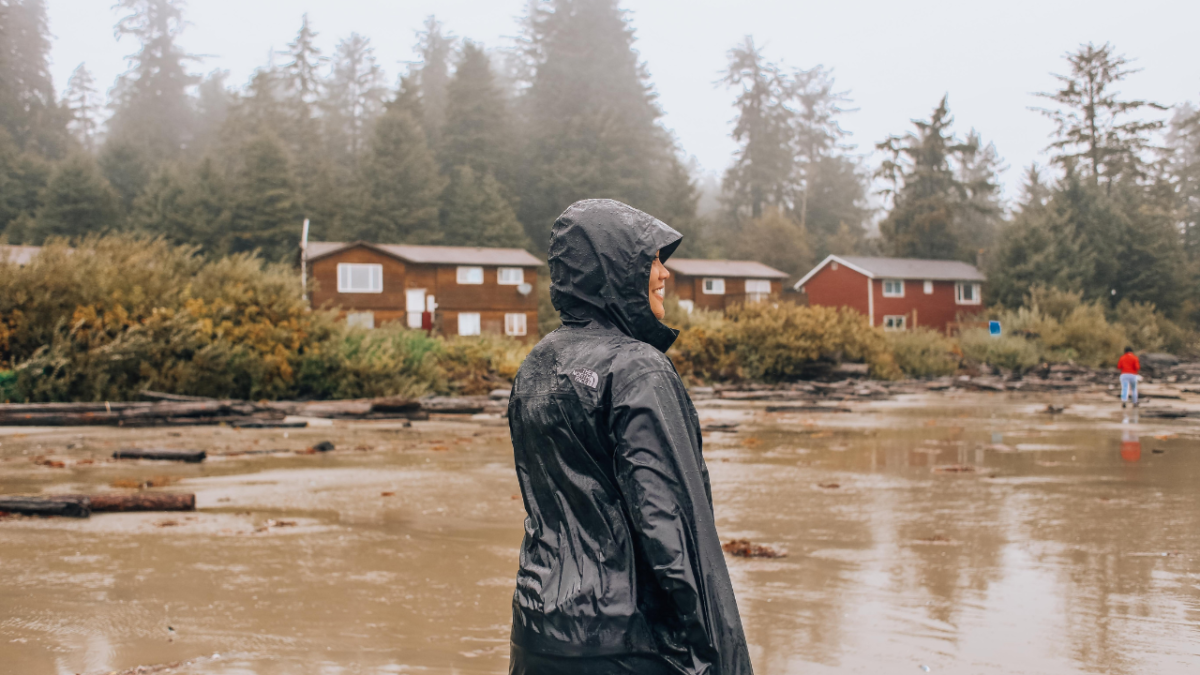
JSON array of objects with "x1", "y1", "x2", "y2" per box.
[
  {"x1": 337, "y1": 263, "x2": 383, "y2": 293},
  {"x1": 831, "y1": 262, "x2": 839, "y2": 271},
  {"x1": 406, "y1": 289, "x2": 426, "y2": 329},
  {"x1": 956, "y1": 282, "x2": 981, "y2": 305},
  {"x1": 923, "y1": 280, "x2": 934, "y2": 294},
  {"x1": 745, "y1": 278, "x2": 771, "y2": 303},
  {"x1": 505, "y1": 313, "x2": 527, "y2": 336},
  {"x1": 345, "y1": 311, "x2": 375, "y2": 329},
  {"x1": 883, "y1": 279, "x2": 904, "y2": 297},
  {"x1": 702, "y1": 278, "x2": 725, "y2": 295},
  {"x1": 457, "y1": 266, "x2": 484, "y2": 284},
  {"x1": 498, "y1": 267, "x2": 524, "y2": 285},
  {"x1": 678, "y1": 299, "x2": 695, "y2": 314},
  {"x1": 883, "y1": 315, "x2": 907, "y2": 331},
  {"x1": 457, "y1": 312, "x2": 481, "y2": 336}
]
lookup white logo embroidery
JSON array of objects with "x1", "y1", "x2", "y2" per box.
[{"x1": 572, "y1": 368, "x2": 599, "y2": 390}]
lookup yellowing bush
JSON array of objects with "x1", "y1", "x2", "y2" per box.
[{"x1": 889, "y1": 328, "x2": 959, "y2": 378}]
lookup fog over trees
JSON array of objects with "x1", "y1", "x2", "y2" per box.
[{"x1": 1, "y1": 0, "x2": 1199, "y2": 323}]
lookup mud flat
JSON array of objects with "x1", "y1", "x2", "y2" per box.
[{"x1": 1, "y1": 389, "x2": 1198, "y2": 674}]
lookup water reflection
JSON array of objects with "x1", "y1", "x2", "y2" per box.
[{"x1": 1120, "y1": 428, "x2": 1141, "y2": 462}]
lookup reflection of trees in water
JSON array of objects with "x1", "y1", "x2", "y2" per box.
[
  {"x1": 713, "y1": 453, "x2": 871, "y2": 670},
  {"x1": 1014, "y1": 433, "x2": 1200, "y2": 675}
]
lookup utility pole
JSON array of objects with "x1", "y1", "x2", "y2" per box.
[{"x1": 300, "y1": 218, "x2": 310, "y2": 299}]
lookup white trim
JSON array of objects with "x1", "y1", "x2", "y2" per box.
[
  {"x1": 955, "y1": 282, "x2": 982, "y2": 305},
  {"x1": 883, "y1": 315, "x2": 907, "y2": 331},
  {"x1": 504, "y1": 313, "x2": 527, "y2": 336},
  {"x1": 702, "y1": 278, "x2": 725, "y2": 295},
  {"x1": 923, "y1": 280, "x2": 934, "y2": 294},
  {"x1": 867, "y1": 277, "x2": 874, "y2": 327},
  {"x1": 497, "y1": 267, "x2": 524, "y2": 285},
  {"x1": 456, "y1": 266, "x2": 484, "y2": 284},
  {"x1": 793, "y1": 254, "x2": 876, "y2": 290},
  {"x1": 457, "y1": 312, "x2": 481, "y2": 336},
  {"x1": 337, "y1": 263, "x2": 383, "y2": 293}
]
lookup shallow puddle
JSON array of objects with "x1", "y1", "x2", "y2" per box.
[{"x1": 1, "y1": 394, "x2": 1197, "y2": 674}]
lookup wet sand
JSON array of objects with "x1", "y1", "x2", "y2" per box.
[{"x1": 1, "y1": 392, "x2": 1197, "y2": 674}]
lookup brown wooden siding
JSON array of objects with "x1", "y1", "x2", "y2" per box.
[{"x1": 666, "y1": 274, "x2": 783, "y2": 312}]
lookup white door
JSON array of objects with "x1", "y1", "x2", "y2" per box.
[{"x1": 406, "y1": 289, "x2": 426, "y2": 328}]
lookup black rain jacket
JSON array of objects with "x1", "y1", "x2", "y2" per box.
[{"x1": 508, "y1": 199, "x2": 753, "y2": 675}]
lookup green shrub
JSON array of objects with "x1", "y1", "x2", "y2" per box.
[
  {"x1": 1114, "y1": 300, "x2": 1192, "y2": 355},
  {"x1": 0, "y1": 369, "x2": 15, "y2": 402},
  {"x1": 889, "y1": 328, "x2": 959, "y2": 378},
  {"x1": 958, "y1": 328, "x2": 1042, "y2": 371},
  {"x1": 295, "y1": 322, "x2": 444, "y2": 400},
  {"x1": 439, "y1": 333, "x2": 532, "y2": 395}
]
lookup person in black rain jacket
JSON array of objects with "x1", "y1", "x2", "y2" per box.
[{"x1": 507, "y1": 199, "x2": 753, "y2": 675}]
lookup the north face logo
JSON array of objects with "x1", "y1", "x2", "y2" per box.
[{"x1": 571, "y1": 368, "x2": 599, "y2": 389}]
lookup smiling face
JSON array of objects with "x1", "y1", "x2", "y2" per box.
[{"x1": 648, "y1": 251, "x2": 671, "y2": 320}]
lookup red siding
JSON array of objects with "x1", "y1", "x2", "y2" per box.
[
  {"x1": 802, "y1": 261, "x2": 982, "y2": 333},
  {"x1": 801, "y1": 262, "x2": 871, "y2": 318}
]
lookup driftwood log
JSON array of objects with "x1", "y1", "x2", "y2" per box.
[
  {"x1": 113, "y1": 449, "x2": 207, "y2": 463},
  {"x1": 0, "y1": 493, "x2": 195, "y2": 517}
]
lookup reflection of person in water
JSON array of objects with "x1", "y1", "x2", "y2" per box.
[
  {"x1": 1118, "y1": 347, "x2": 1140, "y2": 408},
  {"x1": 1120, "y1": 428, "x2": 1141, "y2": 462}
]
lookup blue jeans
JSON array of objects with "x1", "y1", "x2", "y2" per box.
[{"x1": 1120, "y1": 373, "x2": 1138, "y2": 403}]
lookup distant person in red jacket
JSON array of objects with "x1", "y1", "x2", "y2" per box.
[{"x1": 1118, "y1": 347, "x2": 1139, "y2": 408}]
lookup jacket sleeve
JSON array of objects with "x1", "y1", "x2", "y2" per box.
[{"x1": 610, "y1": 367, "x2": 716, "y2": 658}]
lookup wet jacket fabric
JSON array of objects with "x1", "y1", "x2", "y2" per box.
[
  {"x1": 508, "y1": 199, "x2": 753, "y2": 675},
  {"x1": 1118, "y1": 352, "x2": 1140, "y2": 374}
]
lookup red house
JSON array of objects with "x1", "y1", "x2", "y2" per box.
[{"x1": 794, "y1": 255, "x2": 985, "y2": 333}]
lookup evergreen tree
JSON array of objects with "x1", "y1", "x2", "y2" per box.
[
  {"x1": 227, "y1": 133, "x2": 300, "y2": 260},
  {"x1": 955, "y1": 130, "x2": 1005, "y2": 254},
  {"x1": 411, "y1": 16, "x2": 455, "y2": 151},
  {"x1": 323, "y1": 33, "x2": 386, "y2": 170},
  {"x1": 191, "y1": 70, "x2": 231, "y2": 158},
  {"x1": 0, "y1": 126, "x2": 50, "y2": 237},
  {"x1": 1034, "y1": 42, "x2": 1166, "y2": 188},
  {"x1": 876, "y1": 96, "x2": 996, "y2": 260},
  {"x1": 0, "y1": 0, "x2": 70, "y2": 157},
  {"x1": 32, "y1": 152, "x2": 120, "y2": 242},
  {"x1": 727, "y1": 207, "x2": 811, "y2": 278},
  {"x1": 1164, "y1": 103, "x2": 1200, "y2": 260},
  {"x1": 440, "y1": 165, "x2": 529, "y2": 248},
  {"x1": 107, "y1": 0, "x2": 198, "y2": 164},
  {"x1": 721, "y1": 37, "x2": 795, "y2": 219},
  {"x1": 99, "y1": 139, "x2": 153, "y2": 212},
  {"x1": 63, "y1": 64, "x2": 101, "y2": 153},
  {"x1": 353, "y1": 108, "x2": 443, "y2": 243},
  {"x1": 440, "y1": 41, "x2": 513, "y2": 187},
  {"x1": 516, "y1": 0, "x2": 681, "y2": 248},
  {"x1": 129, "y1": 158, "x2": 230, "y2": 250},
  {"x1": 280, "y1": 14, "x2": 325, "y2": 128}
]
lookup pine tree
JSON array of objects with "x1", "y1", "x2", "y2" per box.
[
  {"x1": 955, "y1": 130, "x2": 1005, "y2": 254},
  {"x1": 129, "y1": 159, "x2": 230, "y2": 250},
  {"x1": 411, "y1": 16, "x2": 455, "y2": 151},
  {"x1": 107, "y1": 0, "x2": 198, "y2": 164},
  {"x1": 0, "y1": 126, "x2": 50, "y2": 237},
  {"x1": 721, "y1": 37, "x2": 795, "y2": 220},
  {"x1": 227, "y1": 133, "x2": 300, "y2": 261},
  {"x1": 0, "y1": 0, "x2": 70, "y2": 157},
  {"x1": 1033, "y1": 43, "x2": 1166, "y2": 189},
  {"x1": 516, "y1": 0, "x2": 683, "y2": 249},
  {"x1": 727, "y1": 207, "x2": 811, "y2": 278},
  {"x1": 63, "y1": 64, "x2": 100, "y2": 153},
  {"x1": 353, "y1": 108, "x2": 444, "y2": 243},
  {"x1": 440, "y1": 165, "x2": 529, "y2": 248},
  {"x1": 32, "y1": 152, "x2": 121, "y2": 242},
  {"x1": 876, "y1": 96, "x2": 994, "y2": 260},
  {"x1": 323, "y1": 33, "x2": 386, "y2": 170},
  {"x1": 1164, "y1": 103, "x2": 1200, "y2": 260},
  {"x1": 440, "y1": 41, "x2": 512, "y2": 186},
  {"x1": 191, "y1": 70, "x2": 231, "y2": 158},
  {"x1": 99, "y1": 139, "x2": 153, "y2": 212}
]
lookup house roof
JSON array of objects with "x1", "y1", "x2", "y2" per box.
[
  {"x1": 794, "y1": 254, "x2": 986, "y2": 289},
  {"x1": 0, "y1": 245, "x2": 43, "y2": 266},
  {"x1": 665, "y1": 258, "x2": 790, "y2": 279},
  {"x1": 305, "y1": 241, "x2": 543, "y2": 267}
]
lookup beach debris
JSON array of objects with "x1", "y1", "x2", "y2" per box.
[
  {"x1": 817, "y1": 482, "x2": 841, "y2": 489},
  {"x1": 1043, "y1": 404, "x2": 1066, "y2": 414},
  {"x1": 111, "y1": 476, "x2": 180, "y2": 489},
  {"x1": 114, "y1": 449, "x2": 206, "y2": 463},
  {"x1": 0, "y1": 492, "x2": 194, "y2": 517},
  {"x1": 722, "y1": 539, "x2": 786, "y2": 558},
  {"x1": 932, "y1": 464, "x2": 977, "y2": 473},
  {"x1": 311, "y1": 441, "x2": 335, "y2": 453}
]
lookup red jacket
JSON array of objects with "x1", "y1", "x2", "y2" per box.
[{"x1": 1118, "y1": 352, "x2": 1140, "y2": 374}]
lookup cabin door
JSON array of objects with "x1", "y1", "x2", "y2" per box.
[{"x1": 406, "y1": 289, "x2": 426, "y2": 329}]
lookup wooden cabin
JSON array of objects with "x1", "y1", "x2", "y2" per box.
[
  {"x1": 794, "y1": 255, "x2": 986, "y2": 333},
  {"x1": 305, "y1": 241, "x2": 542, "y2": 340},
  {"x1": 664, "y1": 258, "x2": 790, "y2": 313}
]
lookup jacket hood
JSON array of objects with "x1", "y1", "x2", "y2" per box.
[{"x1": 549, "y1": 199, "x2": 682, "y2": 352}]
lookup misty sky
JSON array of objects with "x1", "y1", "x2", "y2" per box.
[{"x1": 45, "y1": 0, "x2": 1200, "y2": 203}]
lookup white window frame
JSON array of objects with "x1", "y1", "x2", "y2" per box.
[
  {"x1": 337, "y1": 263, "x2": 383, "y2": 293},
  {"x1": 345, "y1": 311, "x2": 375, "y2": 329},
  {"x1": 883, "y1": 315, "x2": 907, "y2": 331},
  {"x1": 955, "y1": 282, "x2": 982, "y2": 305},
  {"x1": 678, "y1": 299, "x2": 695, "y2": 314},
  {"x1": 505, "y1": 313, "x2": 527, "y2": 336},
  {"x1": 456, "y1": 266, "x2": 484, "y2": 285},
  {"x1": 497, "y1": 267, "x2": 524, "y2": 285},
  {"x1": 702, "y1": 278, "x2": 725, "y2": 295},
  {"x1": 457, "y1": 312, "x2": 481, "y2": 336},
  {"x1": 923, "y1": 280, "x2": 934, "y2": 295},
  {"x1": 882, "y1": 279, "x2": 904, "y2": 297},
  {"x1": 745, "y1": 279, "x2": 771, "y2": 294}
]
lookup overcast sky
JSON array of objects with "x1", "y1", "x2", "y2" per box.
[{"x1": 45, "y1": 0, "x2": 1200, "y2": 203}]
